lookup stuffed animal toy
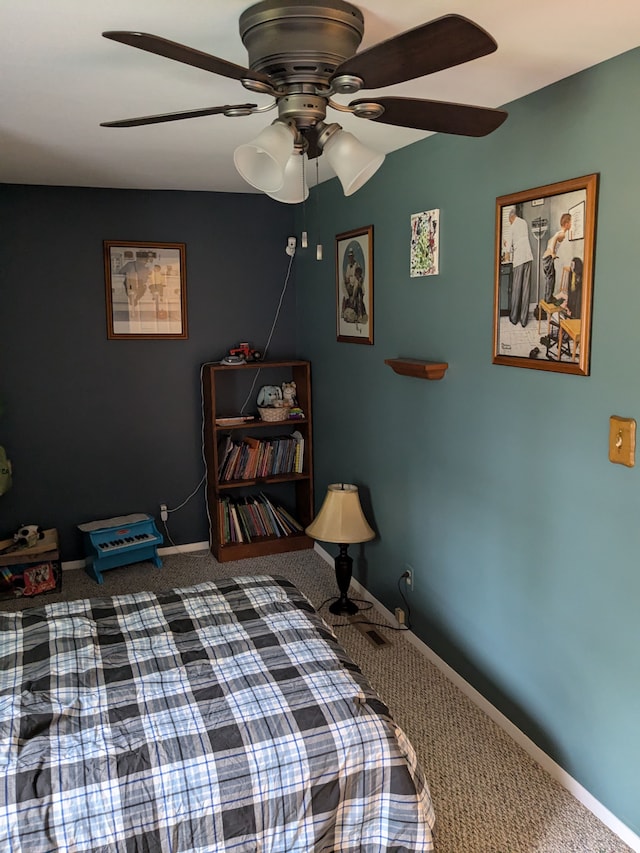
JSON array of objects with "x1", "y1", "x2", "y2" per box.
[
  {"x1": 281, "y1": 381, "x2": 297, "y2": 407},
  {"x1": 13, "y1": 524, "x2": 45, "y2": 549},
  {"x1": 257, "y1": 385, "x2": 283, "y2": 408}
]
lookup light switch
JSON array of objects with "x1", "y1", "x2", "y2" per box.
[{"x1": 609, "y1": 415, "x2": 636, "y2": 467}]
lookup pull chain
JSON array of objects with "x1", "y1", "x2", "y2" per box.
[
  {"x1": 301, "y1": 154, "x2": 308, "y2": 248},
  {"x1": 315, "y1": 158, "x2": 322, "y2": 261}
]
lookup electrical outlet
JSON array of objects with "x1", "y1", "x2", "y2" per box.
[
  {"x1": 160, "y1": 503, "x2": 168, "y2": 522},
  {"x1": 404, "y1": 565, "x2": 413, "y2": 590}
]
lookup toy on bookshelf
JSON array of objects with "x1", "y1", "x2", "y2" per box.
[
  {"x1": 281, "y1": 381, "x2": 297, "y2": 407},
  {"x1": 257, "y1": 384, "x2": 283, "y2": 407},
  {"x1": 256, "y1": 381, "x2": 303, "y2": 420},
  {"x1": 221, "y1": 342, "x2": 262, "y2": 365}
]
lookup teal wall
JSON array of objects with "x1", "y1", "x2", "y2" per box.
[{"x1": 295, "y1": 48, "x2": 640, "y2": 835}]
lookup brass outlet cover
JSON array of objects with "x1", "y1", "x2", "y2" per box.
[{"x1": 609, "y1": 415, "x2": 636, "y2": 467}]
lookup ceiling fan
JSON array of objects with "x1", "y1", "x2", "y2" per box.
[{"x1": 101, "y1": 0, "x2": 508, "y2": 201}]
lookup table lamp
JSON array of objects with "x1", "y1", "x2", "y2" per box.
[{"x1": 305, "y1": 483, "x2": 375, "y2": 615}]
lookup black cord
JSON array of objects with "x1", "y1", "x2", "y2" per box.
[
  {"x1": 318, "y1": 596, "x2": 408, "y2": 632},
  {"x1": 351, "y1": 598, "x2": 374, "y2": 611},
  {"x1": 319, "y1": 582, "x2": 412, "y2": 633},
  {"x1": 331, "y1": 619, "x2": 410, "y2": 632},
  {"x1": 397, "y1": 575, "x2": 413, "y2": 630}
]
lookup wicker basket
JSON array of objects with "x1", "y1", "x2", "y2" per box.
[{"x1": 258, "y1": 405, "x2": 291, "y2": 422}]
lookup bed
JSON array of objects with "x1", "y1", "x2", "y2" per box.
[{"x1": 0, "y1": 574, "x2": 435, "y2": 852}]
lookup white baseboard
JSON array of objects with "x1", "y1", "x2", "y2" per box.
[
  {"x1": 61, "y1": 541, "x2": 210, "y2": 571},
  {"x1": 314, "y1": 543, "x2": 640, "y2": 852},
  {"x1": 159, "y1": 540, "x2": 210, "y2": 556},
  {"x1": 61, "y1": 558, "x2": 88, "y2": 571}
]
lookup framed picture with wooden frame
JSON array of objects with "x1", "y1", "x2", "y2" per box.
[
  {"x1": 336, "y1": 225, "x2": 374, "y2": 345},
  {"x1": 104, "y1": 240, "x2": 188, "y2": 340},
  {"x1": 493, "y1": 174, "x2": 598, "y2": 375}
]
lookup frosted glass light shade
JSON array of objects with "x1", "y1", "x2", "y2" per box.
[
  {"x1": 266, "y1": 152, "x2": 309, "y2": 203},
  {"x1": 306, "y1": 483, "x2": 375, "y2": 544},
  {"x1": 322, "y1": 130, "x2": 385, "y2": 196},
  {"x1": 233, "y1": 122, "x2": 295, "y2": 193}
]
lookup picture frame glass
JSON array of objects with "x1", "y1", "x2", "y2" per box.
[
  {"x1": 336, "y1": 225, "x2": 373, "y2": 345},
  {"x1": 104, "y1": 241, "x2": 188, "y2": 339},
  {"x1": 410, "y1": 209, "x2": 439, "y2": 277},
  {"x1": 493, "y1": 174, "x2": 597, "y2": 375}
]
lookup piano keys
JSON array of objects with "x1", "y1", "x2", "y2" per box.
[{"x1": 78, "y1": 513, "x2": 163, "y2": 584}]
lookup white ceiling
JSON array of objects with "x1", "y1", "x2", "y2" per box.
[{"x1": 2, "y1": 1, "x2": 639, "y2": 194}]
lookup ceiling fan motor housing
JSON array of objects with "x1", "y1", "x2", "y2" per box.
[
  {"x1": 100, "y1": 6, "x2": 507, "y2": 151},
  {"x1": 239, "y1": 0, "x2": 365, "y2": 86}
]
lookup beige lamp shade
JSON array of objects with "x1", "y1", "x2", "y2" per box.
[{"x1": 305, "y1": 483, "x2": 375, "y2": 544}]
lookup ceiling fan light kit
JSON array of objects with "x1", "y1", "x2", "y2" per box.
[
  {"x1": 266, "y1": 149, "x2": 310, "y2": 203},
  {"x1": 233, "y1": 120, "x2": 297, "y2": 192},
  {"x1": 101, "y1": 0, "x2": 508, "y2": 202},
  {"x1": 320, "y1": 124, "x2": 385, "y2": 196}
]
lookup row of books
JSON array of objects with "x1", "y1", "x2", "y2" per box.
[
  {"x1": 218, "y1": 493, "x2": 304, "y2": 544},
  {"x1": 217, "y1": 430, "x2": 304, "y2": 481}
]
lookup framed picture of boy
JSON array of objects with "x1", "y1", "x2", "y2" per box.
[
  {"x1": 336, "y1": 225, "x2": 374, "y2": 345},
  {"x1": 493, "y1": 174, "x2": 598, "y2": 376}
]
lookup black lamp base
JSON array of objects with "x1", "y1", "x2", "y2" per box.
[
  {"x1": 329, "y1": 544, "x2": 359, "y2": 616},
  {"x1": 329, "y1": 595, "x2": 359, "y2": 616}
]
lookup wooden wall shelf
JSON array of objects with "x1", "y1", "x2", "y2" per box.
[{"x1": 384, "y1": 358, "x2": 448, "y2": 380}]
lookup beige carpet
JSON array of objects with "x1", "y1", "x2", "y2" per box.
[{"x1": 1, "y1": 547, "x2": 634, "y2": 853}]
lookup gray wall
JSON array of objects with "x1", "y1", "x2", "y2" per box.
[
  {"x1": 295, "y1": 48, "x2": 640, "y2": 838},
  {"x1": 0, "y1": 185, "x2": 295, "y2": 558}
]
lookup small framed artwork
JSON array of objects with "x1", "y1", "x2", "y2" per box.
[
  {"x1": 336, "y1": 225, "x2": 374, "y2": 345},
  {"x1": 410, "y1": 209, "x2": 440, "y2": 276},
  {"x1": 493, "y1": 173, "x2": 598, "y2": 375},
  {"x1": 104, "y1": 240, "x2": 188, "y2": 339}
]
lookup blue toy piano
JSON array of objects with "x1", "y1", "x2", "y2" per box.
[{"x1": 78, "y1": 513, "x2": 163, "y2": 584}]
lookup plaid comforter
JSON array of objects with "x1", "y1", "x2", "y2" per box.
[{"x1": 0, "y1": 575, "x2": 435, "y2": 852}]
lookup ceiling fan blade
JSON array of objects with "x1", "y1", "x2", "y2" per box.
[
  {"x1": 100, "y1": 104, "x2": 257, "y2": 128},
  {"x1": 333, "y1": 15, "x2": 497, "y2": 90},
  {"x1": 102, "y1": 31, "x2": 271, "y2": 85},
  {"x1": 351, "y1": 96, "x2": 507, "y2": 137}
]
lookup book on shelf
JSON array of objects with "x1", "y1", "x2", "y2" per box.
[
  {"x1": 217, "y1": 493, "x2": 305, "y2": 544},
  {"x1": 227, "y1": 501, "x2": 243, "y2": 543},
  {"x1": 258, "y1": 493, "x2": 288, "y2": 537},
  {"x1": 217, "y1": 434, "x2": 233, "y2": 477},
  {"x1": 216, "y1": 433, "x2": 305, "y2": 482},
  {"x1": 243, "y1": 497, "x2": 265, "y2": 537},
  {"x1": 273, "y1": 502, "x2": 304, "y2": 533},
  {"x1": 291, "y1": 430, "x2": 304, "y2": 474}
]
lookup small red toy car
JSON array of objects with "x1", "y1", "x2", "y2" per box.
[{"x1": 228, "y1": 342, "x2": 262, "y2": 362}]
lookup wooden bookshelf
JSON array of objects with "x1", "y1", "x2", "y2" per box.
[{"x1": 202, "y1": 360, "x2": 314, "y2": 561}]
